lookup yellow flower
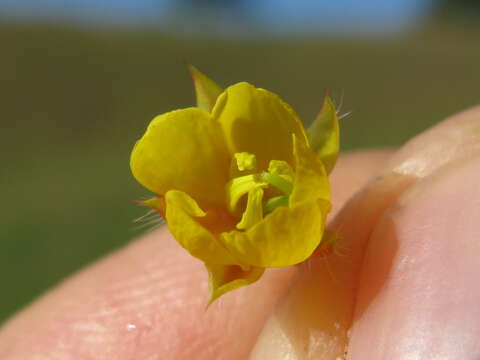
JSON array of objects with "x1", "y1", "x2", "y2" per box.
[{"x1": 130, "y1": 66, "x2": 340, "y2": 303}]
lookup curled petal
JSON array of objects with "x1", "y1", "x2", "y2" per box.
[
  {"x1": 221, "y1": 199, "x2": 330, "y2": 267},
  {"x1": 213, "y1": 82, "x2": 308, "y2": 170},
  {"x1": 165, "y1": 190, "x2": 238, "y2": 266},
  {"x1": 130, "y1": 108, "x2": 230, "y2": 206},
  {"x1": 206, "y1": 263, "x2": 264, "y2": 304},
  {"x1": 236, "y1": 187, "x2": 264, "y2": 230},
  {"x1": 291, "y1": 134, "x2": 331, "y2": 204}
]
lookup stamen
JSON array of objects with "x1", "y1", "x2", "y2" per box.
[
  {"x1": 226, "y1": 174, "x2": 267, "y2": 211},
  {"x1": 236, "y1": 187, "x2": 264, "y2": 230},
  {"x1": 264, "y1": 195, "x2": 289, "y2": 214},
  {"x1": 227, "y1": 154, "x2": 295, "y2": 229},
  {"x1": 268, "y1": 160, "x2": 294, "y2": 182},
  {"x1": 260, "y1": 172, "x2": 293, "y2": 195}
]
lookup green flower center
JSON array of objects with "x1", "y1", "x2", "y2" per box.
[{"x1": 226, "y1": 152, "x2": 294, "y2": 230}]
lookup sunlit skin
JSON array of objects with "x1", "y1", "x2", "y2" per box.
[{"x1": 1, "y1": 108, "x2": 480, "y2": 357}]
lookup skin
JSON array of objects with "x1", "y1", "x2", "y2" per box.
[{"x1": 1, "y1": 106, "x2": 480, "y2": 359}]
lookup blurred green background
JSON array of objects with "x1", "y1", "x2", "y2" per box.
[{"x1": 1, "y1": 0, "x2": 480, "y2": 323}]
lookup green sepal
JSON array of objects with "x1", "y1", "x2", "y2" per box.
[
  {"x1": 307, "y1": 95, "x2": 340, "y2": 175},
  {"x1": 187, "y1": 64, "x2": 223, "y2": 112}
]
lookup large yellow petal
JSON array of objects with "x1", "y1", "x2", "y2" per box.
[
  {"x1": 221, "y1": 199, "x2": 330, "y2": 267},
  {"x1": 206, "y1": 263, "x2": 265, "y2": 304},
  {"x1": 212, "y1": 82, "x2": 308, "y2": 170},
  {"x1": 130, "y1": 108, "x2": 230, "y2": 206},
  {"x1": 220, "y1": 138, "x2": 331, "y2": 267},
  {"x1": 165, "y1": 190, "x2": 238, "y2": 266},
  {"x1": 307, "y1": 96, "x2": 340, "y2": 175},
  {"x1": 187, "y1": 65, "x2": 223, "y2": 112}
]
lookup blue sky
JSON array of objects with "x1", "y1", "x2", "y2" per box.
[
  {"x1": 248, "y1": 0, "x2": 432, "y2": 30},
  {"x1": 0, "y1": 0, "x2": 434, "y2": 35}
]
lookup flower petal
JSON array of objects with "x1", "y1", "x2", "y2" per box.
[
  {"x1": 290, "y1": 134, "x2": 331, "y2": 204},
  {"x1": 307, "y1": 95, "x2": 340, "y2": 174},
  {"x1": 213, "y1": 82, "x2": 308, "y2": 170},
  {"x1": 206, "y1": 263, "x2": 265, "y2": 304},
  {"x1": 220, "y1": 138, "x2": 331, "y2": 267},
  {"x1": 221, "y1": 199, "x2": 330, "y2": 267},
  {"x1": 236, "y1": 187, "x2": 264, "y2": 230},
  {"x1": 130, "y1": 108, "x2": 230, "y2": 206},
  {"x1": 165, "y1": 190, "x2": 238, "y2": 265},
  {"x1": 187, "y1": 65, "x2": 223, "y2": 112}
]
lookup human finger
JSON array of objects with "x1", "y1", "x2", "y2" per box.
[
  {"x1": 250, "y1": 106, "x2": 480, "y2": 359},
  {"x1": 0, "y1": 150, "x2": 391, "y2": 359},
  {"x1": 348, "y1": 153, "x2": 480, "y2": 359}
]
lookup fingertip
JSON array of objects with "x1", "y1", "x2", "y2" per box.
[
  {"x1": 250, "y1": 105, "x2": 480, "y2": 359},
  {"x1": 348, "y1": 155, "x2": 480, "y2": 359},
  {"x1": 330, "y1": 150, "x2": 393, "y2": 215},
  {"x1": 385, "y1": 105, "x2": 480, "y2": 179}
]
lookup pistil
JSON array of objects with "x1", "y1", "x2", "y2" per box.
[{"x1": 227, "y1": 152, "x2": 295, "y2": 230}]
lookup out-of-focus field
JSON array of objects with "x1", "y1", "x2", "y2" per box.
[{"x1": 1, "y1": 18, "x2": 479, "y2": 323}]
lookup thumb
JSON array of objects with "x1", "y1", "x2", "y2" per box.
[{"x1": 250, "y1": 105, "x2": 480, "y2": 359}]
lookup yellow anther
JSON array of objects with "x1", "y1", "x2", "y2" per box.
[
  {"x1": 234, "y1": 152, "x2": 257, "y2": 171},
  {"x1": 268, "y1": 159, "x2": 294, "y2": 183}
]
